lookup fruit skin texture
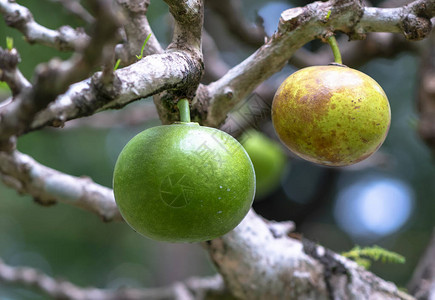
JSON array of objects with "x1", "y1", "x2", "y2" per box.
[
  {"x1": 272, "y1": 65, "x2": 391, "y2": 166},
  {"x1": 240, "y1": 130, "x2": 287, "y2": 199},
  {"x1": 113, "y1": 123, "x2": 256, "y2": 243}
]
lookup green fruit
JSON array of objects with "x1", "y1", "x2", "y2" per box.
[
  {"x1": 113, "y1": 122, "x2": 256, "y2": 243},
  {"x1": 241, "y1": 130, "x2": 287, "y2": 199},
  {"x1": 272, "y1": 65, "x2": 391, "y2": 167}
]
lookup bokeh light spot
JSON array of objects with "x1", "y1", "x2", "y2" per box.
[{"x1": 334, "y1": 176, "x2": 414, "y2": 241}]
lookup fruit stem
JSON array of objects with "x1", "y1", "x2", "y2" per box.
[
  {"x1": 177, "y1": 99, "x2": 191, "y2": 123},
  {"x1": 327, "y1": 35, "x2": 342, "y2": 65}
]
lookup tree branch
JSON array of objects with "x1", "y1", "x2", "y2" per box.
[
  {"x1": 204, "y1": 210, "x2": 414, "y2": 299},
  {"x1": 289, "y1": 31, "x2": 423, "y2": 69},
  {"x1": 356, "y1": 0, "x2": 434, "y2": 40},
  {"x1": 0, "y1": 150, "x2": 122, "y2": 222},
  {"x1": 29, "y1": 50, "x2": 202, "y2": 130},
  {"x1": 152, "y1": 0, "x2": 204, "y2": 123},
  {"x1": 0, "y1": 0, "x2": 89, "y2": 51},
  {"x1": 0, "y1": 47, "x2": 31, "y2": 96},
  {"x1": 163, "y1": 0, "x2": 203, "y2": 55},
  {"x1": 0, "y1": 0, "x2": 121, "y2": 147},
  {"x1": 0, "y1": 257, "x2": 228, "y2": 299},
  {"x1": 200, "y1": 0, "x2": 435, "y2": 127}
]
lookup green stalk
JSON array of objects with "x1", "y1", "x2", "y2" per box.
[
  {"x1": 177, "y1": 99, "x2": 191, "y2": 122},
  {"x1": 327, "y1": 35, "x2": 342, "y2": 65}
]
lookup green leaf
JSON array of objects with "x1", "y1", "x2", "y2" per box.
[
  {"x1": 136, "y1": 33, "x2": 152, "y2": 60},
  {"x1": 342, "y1": 245, "x2": 405, "y2": 270},
  {"x1": 0, "y1": 81, "x2": 10, "y2": 91},
  {"x1": 113, "y1": 59, "x2": 121, "y2": 71},
  {"x1": 6, "y1": 37, "x2": 13, "y2": 50},
  {"x1": 354, "y1": 258, "x2": 371, "y2": 269}
]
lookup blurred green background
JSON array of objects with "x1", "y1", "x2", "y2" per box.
[{"x1": 1, "y1": 0, "x2": 434, "y2": 299}]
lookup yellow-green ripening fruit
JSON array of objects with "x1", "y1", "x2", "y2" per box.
[
  {"x1": 272, "y1": 65, "x2": 391, "y2": 167},
  {"x1": 241, "y1": 130, "x2": 287, "y2": 199}
]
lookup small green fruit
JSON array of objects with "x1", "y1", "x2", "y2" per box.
[
  {"x1": 272, "y1": 65, "x2": 391, "y2": 166},
  {"x1": 113, "y1": 122, "x2": 255, "y2": 243},
  {"x1": 241, "y1": 130, "x2": 287, "y2": 199}
]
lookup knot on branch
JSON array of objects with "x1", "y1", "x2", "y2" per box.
[
  {"x1": 0, "y1": 48, "x2": 20, "y2": 70},
  {"x1": 400, "y1": 0, "x2": 434, "y2": 41},
  {"x1": 402, "y1": 15, "x2": 432, "y2": 41},
  {"x1": 279, "y1": 7, "x2": 307, "y2": 32},
  {"x1": 0, "y1": 136, "x2": 16, "y2": 153},
  {"x1": 302, "y1": 238, "x2": 350, "y2": 299},
  {"x1": 33, "y1": 197, "x2": 57, "y2": 207},
  {"x1": 3, "y1": 3, "x2": 32, "y2": 29},
  {"x1": 55, "y1": 26, "x2": 89, "y2": 51},
  {"x1": 90, "y1": 72, "x2": 122, "y2": 106}
]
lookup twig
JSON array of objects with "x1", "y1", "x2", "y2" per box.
[
  {"x1": 290, "y1": 32, "x2": 422, "y2": 69},
  {"x1": 356, "y1": 0, "x2": 434, "y2": 40},
  {"x1": 0, "y1": 150, "x2": 122, "y2": 222},
  {"x1": 0, "y1": 47, "x2": 31, "y2": 96},
  {"x1": 0, "y1": 0, "x2": 89, "y2": 51},
  {"x1": 0, "y1": 257, "x2": 227, "y2": 299}
]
